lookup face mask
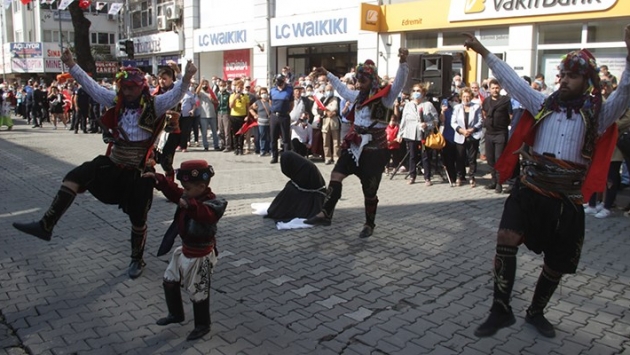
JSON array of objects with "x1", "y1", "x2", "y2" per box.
[
  {"x1": 219, "y1": 87, "x2": 226, "y2": 91},
  {"x1": 324, "y1": 91, "x2": 332, "y2": 98},
  {"x1": 304, "y1": 80, "x2": 311, "y2": 86},
  {"x1": 243, "y1": 89, "x2": 248, "y2": 94},
  {"x1": 306, "y1": 91, "x2": 313, "y2": 96},
  {"x1": 301, "y1": 92, "x2": 307, "y2": 97},
  {"x1": 411, "y1": 92, "x2": 422, "y2": 100},
  {"x1": 261, "y1": 93, "x2": 268, "y2": 99}
]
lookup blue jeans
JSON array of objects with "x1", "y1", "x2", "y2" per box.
[
  {"x1": 199, "y1": 116, "x2": 219, "y2": 149},
  {"x1": 258, "y1": 125, "x2": 270, "y2": 154}
]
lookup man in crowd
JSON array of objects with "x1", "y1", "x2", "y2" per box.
[
  {"x1": 269, "y1": 74, "x2": 294, "y2": 164},
  {"x1": 481, "y1": 78, "x2": 512, "y2": 193}
]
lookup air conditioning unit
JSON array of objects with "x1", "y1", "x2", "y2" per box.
[
  {"x1": 157, "y1": 15, "x2": 168, "y2": 31},
  {"x1": 165, "y1": 4, "x2": 180, "y2": 20}
]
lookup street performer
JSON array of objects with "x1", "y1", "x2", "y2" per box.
[
  {"x1": 464, "y1": 26, "x2": 630, "y2": 338},
  {"x1": 12, "y1": 48, "x2": 197, "y2": 279},
  {"x1": 305, "y1": 48, "x2": 409, "y2": 238}
]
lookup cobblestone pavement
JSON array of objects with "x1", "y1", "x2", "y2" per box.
[{"x1": 1, "y1": 118, "x2": 629, "y2": 355}]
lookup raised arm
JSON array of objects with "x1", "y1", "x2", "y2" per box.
[
  {"x1": 463, "y1": 34, "x2": 544, "y2": 115},
  {"x1": 325, "y1": 72, "x2": 358, "y2": 103},
  {"x1": 383, "y1": 48, "x2": 410, "y2": 108},
  {"x1": 68, "y1": 65, "x2": 116, "y2": 108}
]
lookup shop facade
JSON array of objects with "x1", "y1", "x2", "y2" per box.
[
  {"x1": 270, "y1": 7, "x2": 360, "y2": 80},
  {"x1": 126, "y1": 31, "x2": 183, "y2": 75},
  {"x1": 365, "y1": 0, "x2": 630, "y2": 88}
]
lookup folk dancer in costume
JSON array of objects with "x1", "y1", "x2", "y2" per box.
[
  {"x1": 464, "y1": 26, "x2": 630, "y2": 338},
  {"x1": 305, "y1": 48, "x2": 409, "y2": 238},
  {"x1": 143, "y1": 160, "x2": 227, "y2": 341},
  {"x1": 12, "y1": 48, "x2": 197, "y2": 279}
]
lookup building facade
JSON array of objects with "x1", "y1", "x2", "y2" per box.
[{"x1": 0, "y1": 0, "x2": 119, "y2": 82}]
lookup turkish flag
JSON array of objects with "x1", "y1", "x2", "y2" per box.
[
  {"x1": 20, "y1": 0, "x2": 33, "y2": 4},
  {"x1": 313, "y1": 95, "x2": 326, "y2": 111}
]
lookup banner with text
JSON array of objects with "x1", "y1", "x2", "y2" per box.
[
  {"x1": 270, "y1": 9, "x2": 359, "y2": 46},
  {"x1": 194, "y1": 24, "x2": 252, "y2": 53},
  {"x1": 223, "y1": 49, "x2": 250, "y2": 80},
  {"x1": 12, "y1": 58, "x2": 44, "y2": 73}
]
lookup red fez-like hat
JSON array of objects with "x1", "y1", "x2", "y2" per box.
[{"x1": 176, "y1": 160, "x2": 215, "y2": 183}]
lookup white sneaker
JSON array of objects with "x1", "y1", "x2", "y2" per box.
[
  {"x1": 594, "y1": 208, "x2": 611, "y2": 219},
  {"x1": 584, "y1": 206, "x2": 598, "y2": 215},
  {"x1": 596, "y1": 202, "x2": 604, "y2": 212}
]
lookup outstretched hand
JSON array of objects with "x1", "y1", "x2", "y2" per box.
[
  {"x1": 183, "y1": 60, "x2": 197, "y2": 81},
  {"x1": 60, "y1": 48, "x2": 76, "y2": 68},
  {"x1": 463, "y1": 33, "x2": 489, "y2": 57},
  {"x1": 398, "y1": 48, "x2": 409, "y2": 63},
  {"x1": 310, "y1": 67, "x2": 328, "y2": 78}
]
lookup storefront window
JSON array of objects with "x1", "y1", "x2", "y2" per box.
[
  {"x1": 479, "y1": 27, "x2": 509, "y2": 47},
  {"x1": 443, "y1": 29, "x2": 475, "y2": 46},
  {"x1": 587, "y1": 19, "x2": 628, "y2": 43},
  {"x1": 406, "y1": 32, "x2": 437, "y2": 49},
  {"x1": 538, "y1": 23, "x2": 582, "y2": 45}
]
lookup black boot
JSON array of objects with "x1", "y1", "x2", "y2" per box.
[
  {"x1": 475, "y1": 245, "x2": 518, "y2": 337},
  {"x1": 305, "y1": 181, "x2": 342, "y2": 226},
  {"x1": 525, "y1": 267, "x2": 561, "y2": 338},
  {"x1": 187, "y1": 298, "x2": 211, "y2": 340},
  {"x1": 128, "y1": 227, "x2": 147, "y2": 279},
  {"x1": 359, "y1": 197, "x2": 378, "y2": 238},
  {"x1": 12, "y1": 185, "x2": 76, "y2": 241},
  {"x1": 156, "y1": 281, "x2": 185, "y2": 326}
]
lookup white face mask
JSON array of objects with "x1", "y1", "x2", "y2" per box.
[
  {"x1": 411, "y1": 92, "x2": 422, "y2": 100},
  {"x1": 306, "y1": 91, "x2": 313, "y2": 96},
  {"x1": 261, "y1": 93, "x2": 268, "y2": 99},
  {"x1": 324, "y1": 91, "x2": 332, "y2": 98},
  {"x1": 219, "y1": 86, "x2": 226, "y2": 91}
]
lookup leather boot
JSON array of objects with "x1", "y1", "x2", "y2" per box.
[
  {"x1": 128, "y1": 227, "x2": 147, "y2": 279},
  {"x1": 156, "y1": 281, "x2": 185, "y2": 325},
  {"x1": 187, "y1": 298, "x2": 211, "y2": 340},
  {"x1": 13, "y1": 185, "x2": 76, "y2": 241}
]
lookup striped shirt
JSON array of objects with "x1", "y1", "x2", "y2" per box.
[{"x1": 486, "y1": 54, "x2": 630, "y2": 165}]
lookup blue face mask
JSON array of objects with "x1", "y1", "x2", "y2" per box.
[{"x1": 411, "y1": 92, "x2": 422, "y2": 100}]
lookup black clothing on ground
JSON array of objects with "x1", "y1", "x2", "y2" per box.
[{"x1": 266, "y1": 151, "x2": 326, "y2": 222}]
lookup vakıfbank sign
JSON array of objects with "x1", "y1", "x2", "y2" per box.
[{"x1": 448, "y1": 0, "x2": 618, "y2": 22}]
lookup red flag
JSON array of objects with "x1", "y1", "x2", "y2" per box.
[
  {"x1": 20, "y1": 0, "x2": 32, "y2": 4},
  {"x1": 313, "y1": 95, "x2": 326, "y2": 111},
  {"x1": 235, "y1": 120, "x2": 258, "y2": 136},
  {"x1": 248, "y1": 79, "x2": 257, "y2": 93}
]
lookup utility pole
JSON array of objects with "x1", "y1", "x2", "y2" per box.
[
  {"x1": 58, "y1": 8, "x2": 65, "y2": 72},
  {"x1": 0, "y1": 7, "x2": 7, "y2": 83}
]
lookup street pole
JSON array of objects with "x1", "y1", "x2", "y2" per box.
[
  {"x1": 0, "y1": 8, "x2": 6, "y2": 83},
  {"x1": 58, "y1": 9, "x2": 65, "y2": 72}
]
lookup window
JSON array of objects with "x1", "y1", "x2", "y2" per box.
[
  {"x1": 91, "y1": 32, "x2": 115, "y2": 45},
  {"x1": 538, "y1": 22, "x2": 581, "y2": 45},
  {"x1": 43, "y1": 30, "x2": 53, "y2": 43},
  {"x1": 131, "y1": 1, "x2": 153, "y2": 30},
  {"x1": 443, "y1": 29, "x2": 476, "y2": 46},
  {"x1": 406, "y1": 32, "x2": 437, "y2": 49},
  {"x1": 12, "y1": 0, "x2": 20, "y2": 13},
  {"x1": 587, "y1": 19, "x2": 628, "y2": 43},
  {"x1": 14, "y1": 30, "x2": 22, "y2": 42},
  {"x1": 479, "y1": 27, "x2": 509, "y2": 47}
]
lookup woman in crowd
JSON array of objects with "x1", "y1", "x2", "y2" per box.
[
  {"x1": 451, "y1": 87, "x2": 483, "y2": 187},
  {"x1": 249, "y1": 87, "x2": 272, "y2": 156},
  {"x1": 48, "y1": 86, "x2": 66, "y2": 130},
  {"x1": 397, "y1": 83, "x2": 438, "y2": 185},
  {"x1": 196, "y1": 79, "x2": 220, "y2": 151}
]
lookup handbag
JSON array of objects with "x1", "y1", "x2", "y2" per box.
[{"x1": 425, "y1": 128, "x2": 446, "y2": 150}]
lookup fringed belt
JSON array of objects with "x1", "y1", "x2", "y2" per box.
[
  {"x1": 109, "y1": 141, "x2": 150, "y2": 169},
  {"x1": 518, "y1": 145, "x2": 587, "y2": 204}
]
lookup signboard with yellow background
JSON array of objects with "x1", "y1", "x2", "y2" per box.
[{"x1": 362, "y1": 0, "x2": 627, "y2": 33}]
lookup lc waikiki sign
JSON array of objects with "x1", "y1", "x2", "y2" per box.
[
  {"x1": 194, "y1": 24, "x2": 252, "y2": 52},
  {"x1": 270, "y1": 10, "x2": 359, "y2": 46},
  {"x1": 448, "y1": 0, "x2": 618, "y2": 22}
]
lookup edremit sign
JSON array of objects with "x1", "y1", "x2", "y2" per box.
[{"x1": 449, "y1": 0, "x2": 618, "y2": 22}]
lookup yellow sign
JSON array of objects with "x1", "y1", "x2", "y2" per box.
[
  {"x1": 464, "y1": 0, "x2": 485, "y2": 14},
  {"x1": 381, "y1": 0, "x2": 630, "y2": 32},
  {"x1": 360, "y1": 3, "x2": 382, "y2": 32}
]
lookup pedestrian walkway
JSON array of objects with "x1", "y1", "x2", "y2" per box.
[{"x1": 1, "y1": 117, "x2": 629, "y2": 355}]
